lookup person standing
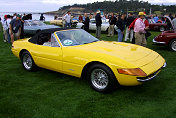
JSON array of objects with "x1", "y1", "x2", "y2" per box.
[
  {"x1": 134, "y1": 12, "x2": 148, "y2": 47},
  {"x1": 172, "y1": 15, "x2": 176, "y2": 31},
  {"x1": 9, "y1": 14, "x2": 22, "y2": 44},
  {"x1": 5, "y1": 15, "x2": 11, "y2": 43},
  {"x1": 22, "y1": 14, "x2": 28, "y2": 20},
  {"x1": 40, "y1": 14, "x2": 45, "y2": 21},
  {"x1": 107, "y1": 13, "x2": 116, "y2": 37},
  {"x1": 79, "y1": 15, "x2": 83, "y2": 22},
  {"x1": 169, "y1": 13, "x2": 174, "y2": 20},
  {"x1": 0, "y1": 17, "x2": 1, "y2": 25},
  {"x1": 20, "y1": 14, "x2": 28, "y2": 39},
  {"x1": 116, "y1": 15, "x2": 125, "y2": 42},
  {"x1": 64, "y1": 11, "x2": 71, "y2": 28},
  {"x1": 13, "y1": 13, "x2": 17, "y2": 19},
  {"x1": 95, "y1": 10, "x2": 102, "y2": 38},
  {"x1": 124, "y1": 13, "x2": 135, "y2": 41},
  {"x1": 82, "y1": 13, "x2": 90, "y2": 32},
  {"x1": 2, "y1": 15, "x2": 8, "y2": 42},
  {"x1": 153, "y1": 15, "x2": 159, "y2": 23}
]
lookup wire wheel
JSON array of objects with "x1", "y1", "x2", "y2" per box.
[
  {"x1": 23, "y1": 53, "x2": 33, "y2": 70},
  {"x1": 91, "y1": 68, "x2": 109, "y2": 90},
  {"x1": 171, "y1": 40, "x2": 176, "y2": 51}
]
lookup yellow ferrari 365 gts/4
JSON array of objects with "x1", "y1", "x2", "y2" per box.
[{"x1": 12, "y1": 28, "x2": 166, "y2": 92}]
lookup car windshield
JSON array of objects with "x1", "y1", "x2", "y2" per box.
[
  {"x1": 56, "y1": 29, "x2": 99, "y2": 46},
  {"x1": 28, "y1": 21, "x2": 46, "y2": 26}
]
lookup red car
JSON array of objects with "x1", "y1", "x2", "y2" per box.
[
  {"x1": 153, "y1": 16, "x2": 176, "y2": 51},
  {"x1": 153, "y1": 31, "x2": 176, "y2": 51},
  {"x1": 148, "y1": 19, "x2": 167, "y2": 32}
]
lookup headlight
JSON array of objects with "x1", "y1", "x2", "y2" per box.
[{"x1": 117, "y1": 68, "x2": 147, "y2": 76}]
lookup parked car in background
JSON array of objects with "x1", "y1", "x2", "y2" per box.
[
  {"x1": 50, "y1": 17, "x2": 78, "y2": 27},
  {"x1": 76, "y1": 18, "x2": 116, "y2": 32},
  {"x1": 153, "y1": 30, "x2": 176, "y2": 52},
  {"x1": 12, "y1": 28, "x2": 166, "y2": 93},
  {"x1": 148, "y1": 19, "x2": 167, "y2": 32},
  {"x1": 24, "y1": 20, "x2": 60, "y2": 35},
  {"x1": 50, "y1": 17, "x2": 63, "y2": 26}
]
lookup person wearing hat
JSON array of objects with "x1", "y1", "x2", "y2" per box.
[
  {"x1": 2, "y1": 15, "x2": 8, "y2": 42},
  {"x1": 134, "y1": 12, "x2": 149, "y2": 47},
  {"x1": 95, "y1": 10, "x2": 102, "y2": 38},
  {"x1": 9, "y1": 14, "x2": 22, "y2": 43}
]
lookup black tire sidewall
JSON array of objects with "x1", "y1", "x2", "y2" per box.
[{"x1": 87, "y1": 64, "x2": 117, "y2": 93}]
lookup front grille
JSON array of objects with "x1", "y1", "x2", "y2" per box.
[{"x1": 137, "y1": 69, "x2": 161, "y2": 82}]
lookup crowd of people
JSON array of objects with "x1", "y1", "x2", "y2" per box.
[
  {"x1": 92, "y1": 11, "x2": 176, "y2": 47},
  {"x1": 1, "y1": 10, "x2": 176, "y2": 47},
  {"x1": 0, "y1": 13, "x2": 45, "y2": 44}
]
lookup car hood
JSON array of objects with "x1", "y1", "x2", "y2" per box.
[
  {"x1": 24, "y1": 25, "x2": 60, "y2": 30},
  {"x1": 72, "y1": 41, "x2": 159, "y2": 67}
]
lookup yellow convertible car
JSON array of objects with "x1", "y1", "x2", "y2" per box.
[{"x1": 12, "y1": 28, "x2": 166, "y2": 92}]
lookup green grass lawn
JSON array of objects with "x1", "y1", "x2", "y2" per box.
[{"x1": 0, "y1": 24, "x2": 176, "y2": 118}]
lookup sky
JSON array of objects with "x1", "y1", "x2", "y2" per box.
[{"x1": 0, "y1": 0, "x2": 176, "y2": 13}]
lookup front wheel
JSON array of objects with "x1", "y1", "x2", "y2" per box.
[
  {"x1": 169, "y1": 39, "x2": 176, "y2": 52},
  {"x1": 21, "y1": 51, "x2": 37, "y2": 71},
  {"x1": 87, "y1": 64, "x2": 118, "y2": 93},
  {"x1": 160, "y1": 26, "x2": 165, "y2": 32}
]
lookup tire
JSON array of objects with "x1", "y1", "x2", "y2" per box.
[
  {"x1": 169, "y1": 39, "x2": 176, "y2": 52},
  {"x1": 159, "y1": 26, "x2": 165, "y2": 32},
  {"x1": 21, "y1": 51, "x2": 37, "y2": 71},
  {"x1": 106, "y1": 27, "x2": 109, "y2": 33},
  {"x1": 87, "y1": 64, "x2": 118, "y2": 93},
  {"x1": 81, "y1": 25, "x2": 85, "y2": 29}
]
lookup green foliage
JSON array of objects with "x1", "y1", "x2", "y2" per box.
[
  {"x1": 0, "y1": 24, "x2": 176, "y2": 118},
  {"x1": 59, "y1": 0, "x2": 176, "y2": 14},
  {"x1": 154, "y1": 11, "x2": 162, "y2": 15}
]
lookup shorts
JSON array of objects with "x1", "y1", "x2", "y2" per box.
[{"x1": 9, "y1": 29, "x2": 20, "y2": 38}]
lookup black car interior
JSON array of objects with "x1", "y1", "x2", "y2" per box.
[{"x1": 37, "y1": 33, "x2": 51, "y2": 45}]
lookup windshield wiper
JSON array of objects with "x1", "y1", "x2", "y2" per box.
[
  {"x1": 90, "y1": 40, "x2": 99, "y2": 43},
  {"x1": 82, "y1": 40, "x2": 99, "y2": 45}
]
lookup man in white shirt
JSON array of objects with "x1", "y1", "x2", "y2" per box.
[
  {"x1": 172, "y1": 15, "x2": 176, "y2": 31},
  {"x1": 64, "y1": 11, "x2": 71, "y2": 28}
]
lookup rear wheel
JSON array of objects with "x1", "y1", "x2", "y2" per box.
[
  {"x1": 87, "y1": 64, "x2": 118, "y2": 93},
  {"x1": 169, "y1": 39, "x2": 176, "y2": 52},
  {"x1": 21, "y1": 51, "x2": 37, "y2": 71},
  {"x1": 160, "y1": 26, "x2": 165, "y2": 32}
]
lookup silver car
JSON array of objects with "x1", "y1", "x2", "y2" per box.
[{"x1": 76, "y1": 19, "x2": 117, "y2": 32}]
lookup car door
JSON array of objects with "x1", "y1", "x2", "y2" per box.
[
  {"x1": 89, "y1": 20, "x2": 96, "y2": 31},
  {"x1": 31, "y1": 33, "x2": 63, "y2": 72}
]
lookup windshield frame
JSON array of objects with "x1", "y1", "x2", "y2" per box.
[{"x1": 55, "y1": 29, "x2": 100, "y2": 47}]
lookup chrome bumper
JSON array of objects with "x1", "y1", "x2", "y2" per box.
[
  {"x1": 153, "y1": 38, "x2": 166, "y2": 44},
  {"x1": 137, "y1": 62, "x2": 166, "y2": 82}
]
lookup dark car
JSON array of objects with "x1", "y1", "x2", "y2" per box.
[
  {"x1": 148, "y1": 19, "x2": 167, "y2": 32},
  {"x1": 153, "y1": 30, "x2": 176, "y2": 51},
  {"x1": 24, "y1": 20, "x2": 60, "y2": 35}
]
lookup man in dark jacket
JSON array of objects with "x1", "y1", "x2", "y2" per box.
[
  {"x1": 107, "y1": 13, "x2": 116, "y2": 37},
  {"x1": 124, "y1": 13, "x2": 135, "y2": 41},
  {"x1": 95, "y1": 11, "x2": 102, "y2": 38},
  {"x1": 116, "y1": 15, "x2": 125, "y2": 42},
  {"x1": 83, "y1": 13, "x2": 90, "y2": 32}
]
